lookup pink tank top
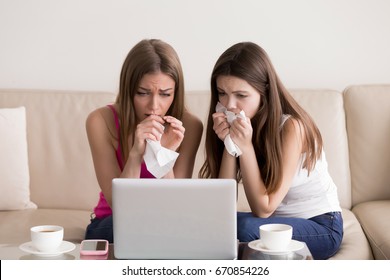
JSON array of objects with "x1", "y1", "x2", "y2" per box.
[{"x1": 93, "y1": 105, "x2": 155, "y2": 219}]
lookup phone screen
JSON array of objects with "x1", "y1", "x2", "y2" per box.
[{"x1": 82, "y1": 241, "x2": 107, "y2": 251}]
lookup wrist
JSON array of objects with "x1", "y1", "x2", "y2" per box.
[
  {"x1": 239, "y1": 144, "x2": 255, "y2": 157},
  {"x1": 128, "y1": 149, "x2": 143, "y2": 164}
]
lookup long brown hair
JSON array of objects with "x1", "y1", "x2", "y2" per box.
[
  {"x1": 116, "y1": 39, "x2": 185, "y2": 163},
  {"x1": 199, "y1": 42, "x2": 323, "y2": 194}
]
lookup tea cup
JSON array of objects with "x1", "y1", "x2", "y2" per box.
[
  {"x1": 259, "y1": 223, "x2": 292, "y2": 251},
  {"x1": 30, "y1": 225, "x2": 64, "y2": 252}
]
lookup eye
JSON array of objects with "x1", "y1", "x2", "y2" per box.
[
  {"x1": 136, "y1": 91, "x2": 149, "y2": 96},
  {"x1": 236, "y1": 94, "x2": 248, "y2": 98},
  {"x1": 217, "y1": 91, "x2": 226, "y2": 96},
  {"x1": 160, "y1": 92, "x2": 172, "y2": 97}
]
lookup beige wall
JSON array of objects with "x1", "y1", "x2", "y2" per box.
[{"x1": 1, "y1": 0, "x2": 390, "y2": 92}]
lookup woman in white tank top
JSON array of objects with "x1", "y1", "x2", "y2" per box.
[{"x1": 200, "y1": 42, "x2": 343, "y2": 259}]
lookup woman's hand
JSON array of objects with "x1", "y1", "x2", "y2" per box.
[
  {"x1": 130, "y1": 115, "x2": 165, "y2": 157},
  {"x1": 230, "y1": 116, "x2": 253, "y2": 154},
  {"x1": 160, "y1": 116, "x2": 185, "y2": 151},
  {"x1": 212, "y1": 112, "x2": 230, "y2": 141}
]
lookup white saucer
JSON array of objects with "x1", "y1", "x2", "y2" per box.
[
  {"x1": 248, "y1": 239, "x2": 304, "y2": 255},
  {"x1": 19, "y1": 241, "x2": 76, "y2": 257}
]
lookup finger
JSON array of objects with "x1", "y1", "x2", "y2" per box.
[
  {"x1": 163, "y1": 116, "x2": 185, "y2": 134},
  {"x1": 214, "y1": 120, "x2": 229, "y2": 134},
  {"x1": 146, "y1": 114, "x2": 165, "y2": 123},
  {"x1": 145, "y1": 132, "x2": 159, "y2": 142},
  {"x1": 171, "y1": 128, "x2": 185, "y2": 139},
  {"x1": 212, "y1": 112, "x2": 226, "y2": 123},
  {"x1": 232, "y1": 118, "x2": 245, "y2": 130},
  {"x1": 166, "y1": 120, "x2": 185, "y2": 132},
  {"x1": 231, "y1": 120, "x2": 251, "y2": 139},
  {"x1": 231, "y1": 123, "x2": 244, "y2": 138},
  {"x1": 163, "y1": 116, "x2": 183, "y2": 126},
  {"x1": 138, "y1": 130, "x2": 159, "y2": 142},
  {"x1": 165, "y1": 127, "x2": 185, "y2": 141},
  {"x1": 173, "y1": 124, "x2": 185, "y2": 134},
  {"x1": 136, "y1": 125, "x2": 162, "y2": 141},
  {"x1": 139, "y1": 119, "x2": 165, "y2": 135},
  {"x1": 214, "y1": 125, "x2": 229, "y2": 141}
]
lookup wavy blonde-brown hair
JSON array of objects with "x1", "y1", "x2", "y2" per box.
[
  {"x1": 199, "y1": 42, "x2": 322, "y2": 194},
  {"x1": 116, "y1": 39, "x2": 185, "y2": 163}
]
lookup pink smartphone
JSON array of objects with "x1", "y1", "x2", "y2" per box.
[{"x1": 80, "y1": 239, "x2": 109, "y2": 256}]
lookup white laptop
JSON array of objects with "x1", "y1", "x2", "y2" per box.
[{"x1": 112, "y1": 178, "x2": 237, "y2": 259}]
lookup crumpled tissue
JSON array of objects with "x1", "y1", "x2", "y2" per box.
[
  {"x1": 216, "y1": 102, "x2": 247, "y2": 157},
  {"x1": 143, "y1": 131, "x2": 179, "y2": 178}
]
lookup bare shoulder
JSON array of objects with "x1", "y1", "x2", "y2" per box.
[
  {"x1": 86, "y1": 105, "x2": 117, "y2": 139},
  {"x1": 283, "y1": 117, "x2": 305, "y2": 134},
  {"x1": 86, "y1": 106, "x2": 108, "y2": 128},
  {"x1": 180, "y1": 110, "x2": 203, "y2": 154},
  {"x1": 282, "y1": 117, "x2": 306, "y2": 150},
  {"x1": 182, "y1": 109, "x2": 203, "y2": 134}
]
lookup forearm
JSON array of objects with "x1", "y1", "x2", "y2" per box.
[
  {"x1": 120, "y1": 151, "x2": 143, "y2": 178},
  {"x1": 218, "y1": 148, "x2": 237, "y2": 179},
  {"x1": 239, "y1": 146, "x2": 273, "y2": 217}
]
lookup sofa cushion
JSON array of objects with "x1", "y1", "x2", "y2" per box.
[
  {"x1": 344, "y1": 85, "x2": 390, "y2": 205},
  {"x1": 328, "y1": 209, "x2": 373, "y2": 259},
  {"x1": 0, "y1": 107, "x2": 37, "y2": 210},
  {"x1": 185, "y1": 91, "x2": 210, "y2": 178},
  {"x1": 353, "y1": 201, "x2": 390, "y2": 260}
]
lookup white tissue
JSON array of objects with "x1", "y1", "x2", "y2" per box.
[
  {"x1": 143, "y1": 137, "x2": 179, "y2": 179},
  {"x1": 216, "y1": 102, "x2": 246, "y2": 157}
]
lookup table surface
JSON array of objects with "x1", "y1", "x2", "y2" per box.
[{"x1": 0, "y1": 241, "x2": 312, "y2": 260}]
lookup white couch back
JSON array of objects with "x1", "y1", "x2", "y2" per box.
[
  {"x1": 344, "y1": 85, "x2": 390, "y2": 205},
  {"x1": 0, "y1": 89, "x2": 116, "y2": 210}
]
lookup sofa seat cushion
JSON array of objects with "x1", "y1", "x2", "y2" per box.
[
  {"x1": 329, "y1": 209, "x2": 373, "y2": 259},
  {"x1": 353, "y1": 200, "x2": 390, "y2": 260},
  {"x1": 0, "y1": 209, "x2": 91, "y2": 245}
]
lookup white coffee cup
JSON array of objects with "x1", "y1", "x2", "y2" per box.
[
  {"x1": 259, "y1": 223, "x2": 293, "y2": 251},
  {"x1": 31, "y1": 225, "x2": 64, "y2": 252}
]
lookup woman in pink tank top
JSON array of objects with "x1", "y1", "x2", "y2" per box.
[{"x1": 85, "y1": 39, "x2": 203, "y2": 242}]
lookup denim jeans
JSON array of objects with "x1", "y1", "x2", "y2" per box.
[
  {"x1": 85, "y1": 215, "x2": 113, "y2": 243},
  {"x1": 237, "y1": 211, "x2": 343, "y2": 260}
]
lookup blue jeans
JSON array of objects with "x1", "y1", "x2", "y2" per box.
[
  {"x1": 237, "y1": 211, "x2": 343, "y2": 260},
  {"x1": 85, "y1": 215, "x2": 113, "y2": 243}
]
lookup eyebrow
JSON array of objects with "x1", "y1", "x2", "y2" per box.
[
  {"x1": 217, "y1": 87, "x2": 249, "y2": 94},
  {"x1": 139, "y1": 87, "x2": 173, "y2": 92}
]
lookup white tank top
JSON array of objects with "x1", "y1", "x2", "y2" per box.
[{"x1": 273, "y1": 115, "x2": 342, "y2": 219}]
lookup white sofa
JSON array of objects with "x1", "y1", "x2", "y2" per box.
[{"x1": 1, "y1": 85, "x2": 389, "y2": 259}]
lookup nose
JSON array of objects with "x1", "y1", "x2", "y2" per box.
[
  {"x1": 150, "y1": 95, "x2": 159, "y2": 114},
  {"x1": 226, "y1": 96, "x2": 237, "y2": 110}
]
